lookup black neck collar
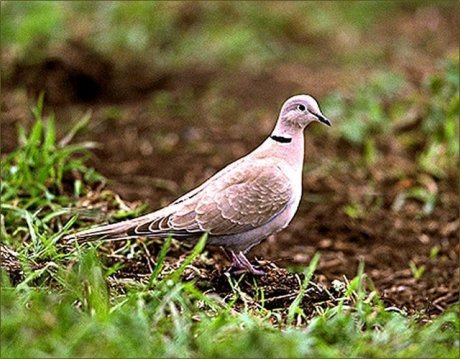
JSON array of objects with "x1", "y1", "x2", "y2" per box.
[{"x1": 270, "y1": 135, "x2": 292, "y2": 143}]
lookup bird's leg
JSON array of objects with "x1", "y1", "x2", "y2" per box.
[
  {"x1": 236, "y1": 252, "x2": 266, "y2": 276},
  {"x1": 224, "y1": 249, "x2": 265, "y2": 276},
  {"x1": 223, "y1": 248, "x2": 245, "y2": 268}
]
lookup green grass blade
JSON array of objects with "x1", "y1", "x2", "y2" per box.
[
  {"x1": 169, "y1": 234, "x2": 207, "y2": 282},
  {"x1": 287, "y1": 252, "x2": 320, "y2": 326},
  {"x1": 148, "y1": 236, "x2": 172, "y2": 286}
]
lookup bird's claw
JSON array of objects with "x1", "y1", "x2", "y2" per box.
[{"x1": 224, "y1": 249, "x2": 266, "y2": 276}]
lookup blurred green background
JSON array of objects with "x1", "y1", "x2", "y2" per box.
[
  {"x1": 2, "y1": 1, "x2": 457, "y2": 71},
  {"x1": 2, "y1": 1, "x2": 428, "y2": 68}
]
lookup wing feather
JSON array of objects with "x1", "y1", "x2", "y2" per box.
[{"x1": 130, "y1": 162, "x2": 292, "y2": 238}]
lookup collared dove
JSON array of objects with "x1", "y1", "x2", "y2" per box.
[{"x1": 66, "y1": 94, "x2": 331, "y2": 275}]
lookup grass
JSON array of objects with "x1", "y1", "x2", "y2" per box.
[
  {"x1": 324, "y1": 58, "x2": 459, "y2": 166},
  {"x1": 1, "y1": 94, "x2": 459, "y2": 358},
  {"x1": 323, "y1": 57, "x2": 459, "y2": 217},
  {"x1": 1, "y1": 246, "x2": 458, "y2": 358}
]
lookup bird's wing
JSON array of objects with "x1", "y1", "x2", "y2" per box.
[
  {"x1": 170, "y1": 156, "x2": 247, "y2": 205},
  {"x1": 66, "y1": 159, "x2": 249, "y2": 241},
  {"x1": 129, "y1": 161, "x2": 293, "y2": 237}
]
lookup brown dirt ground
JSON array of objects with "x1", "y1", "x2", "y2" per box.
[{"x1": 1, "y1": 7, "x2": 459, "y2": 319}]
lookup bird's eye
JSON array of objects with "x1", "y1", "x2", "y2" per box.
[{"x1": 297, "y1": 104, "x2": 306, "y2": 111}]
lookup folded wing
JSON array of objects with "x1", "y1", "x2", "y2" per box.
[{"x1": 129, "y1": 163, "x2": 292, "y2": 238}]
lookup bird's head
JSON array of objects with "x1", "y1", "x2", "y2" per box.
[{"x1": 279, "y1": 94, "x2": 331, "y2": 129}]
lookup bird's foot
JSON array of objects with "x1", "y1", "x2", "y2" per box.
[
  {"x1": 229, "y1": 266, "x2": 266, "y2": 276},
  {"x1": 224, "y1": 249, "x2": 266, "y2": 276}
]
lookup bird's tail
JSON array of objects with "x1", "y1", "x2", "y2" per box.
[{"x1": 64, "y1": 213, "x2": 155, "y2": 243}]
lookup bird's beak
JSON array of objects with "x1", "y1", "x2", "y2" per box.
[{"x1": 314, "y1": 113, "x2": 331, "y2": 127}]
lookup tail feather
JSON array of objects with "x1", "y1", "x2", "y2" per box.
[
  {"x1": 65, "y1": 222, "x2": 133, "y2": 242},
  {"x1": 64, "y1": 212, "x2": 159, "y2": 242}
]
